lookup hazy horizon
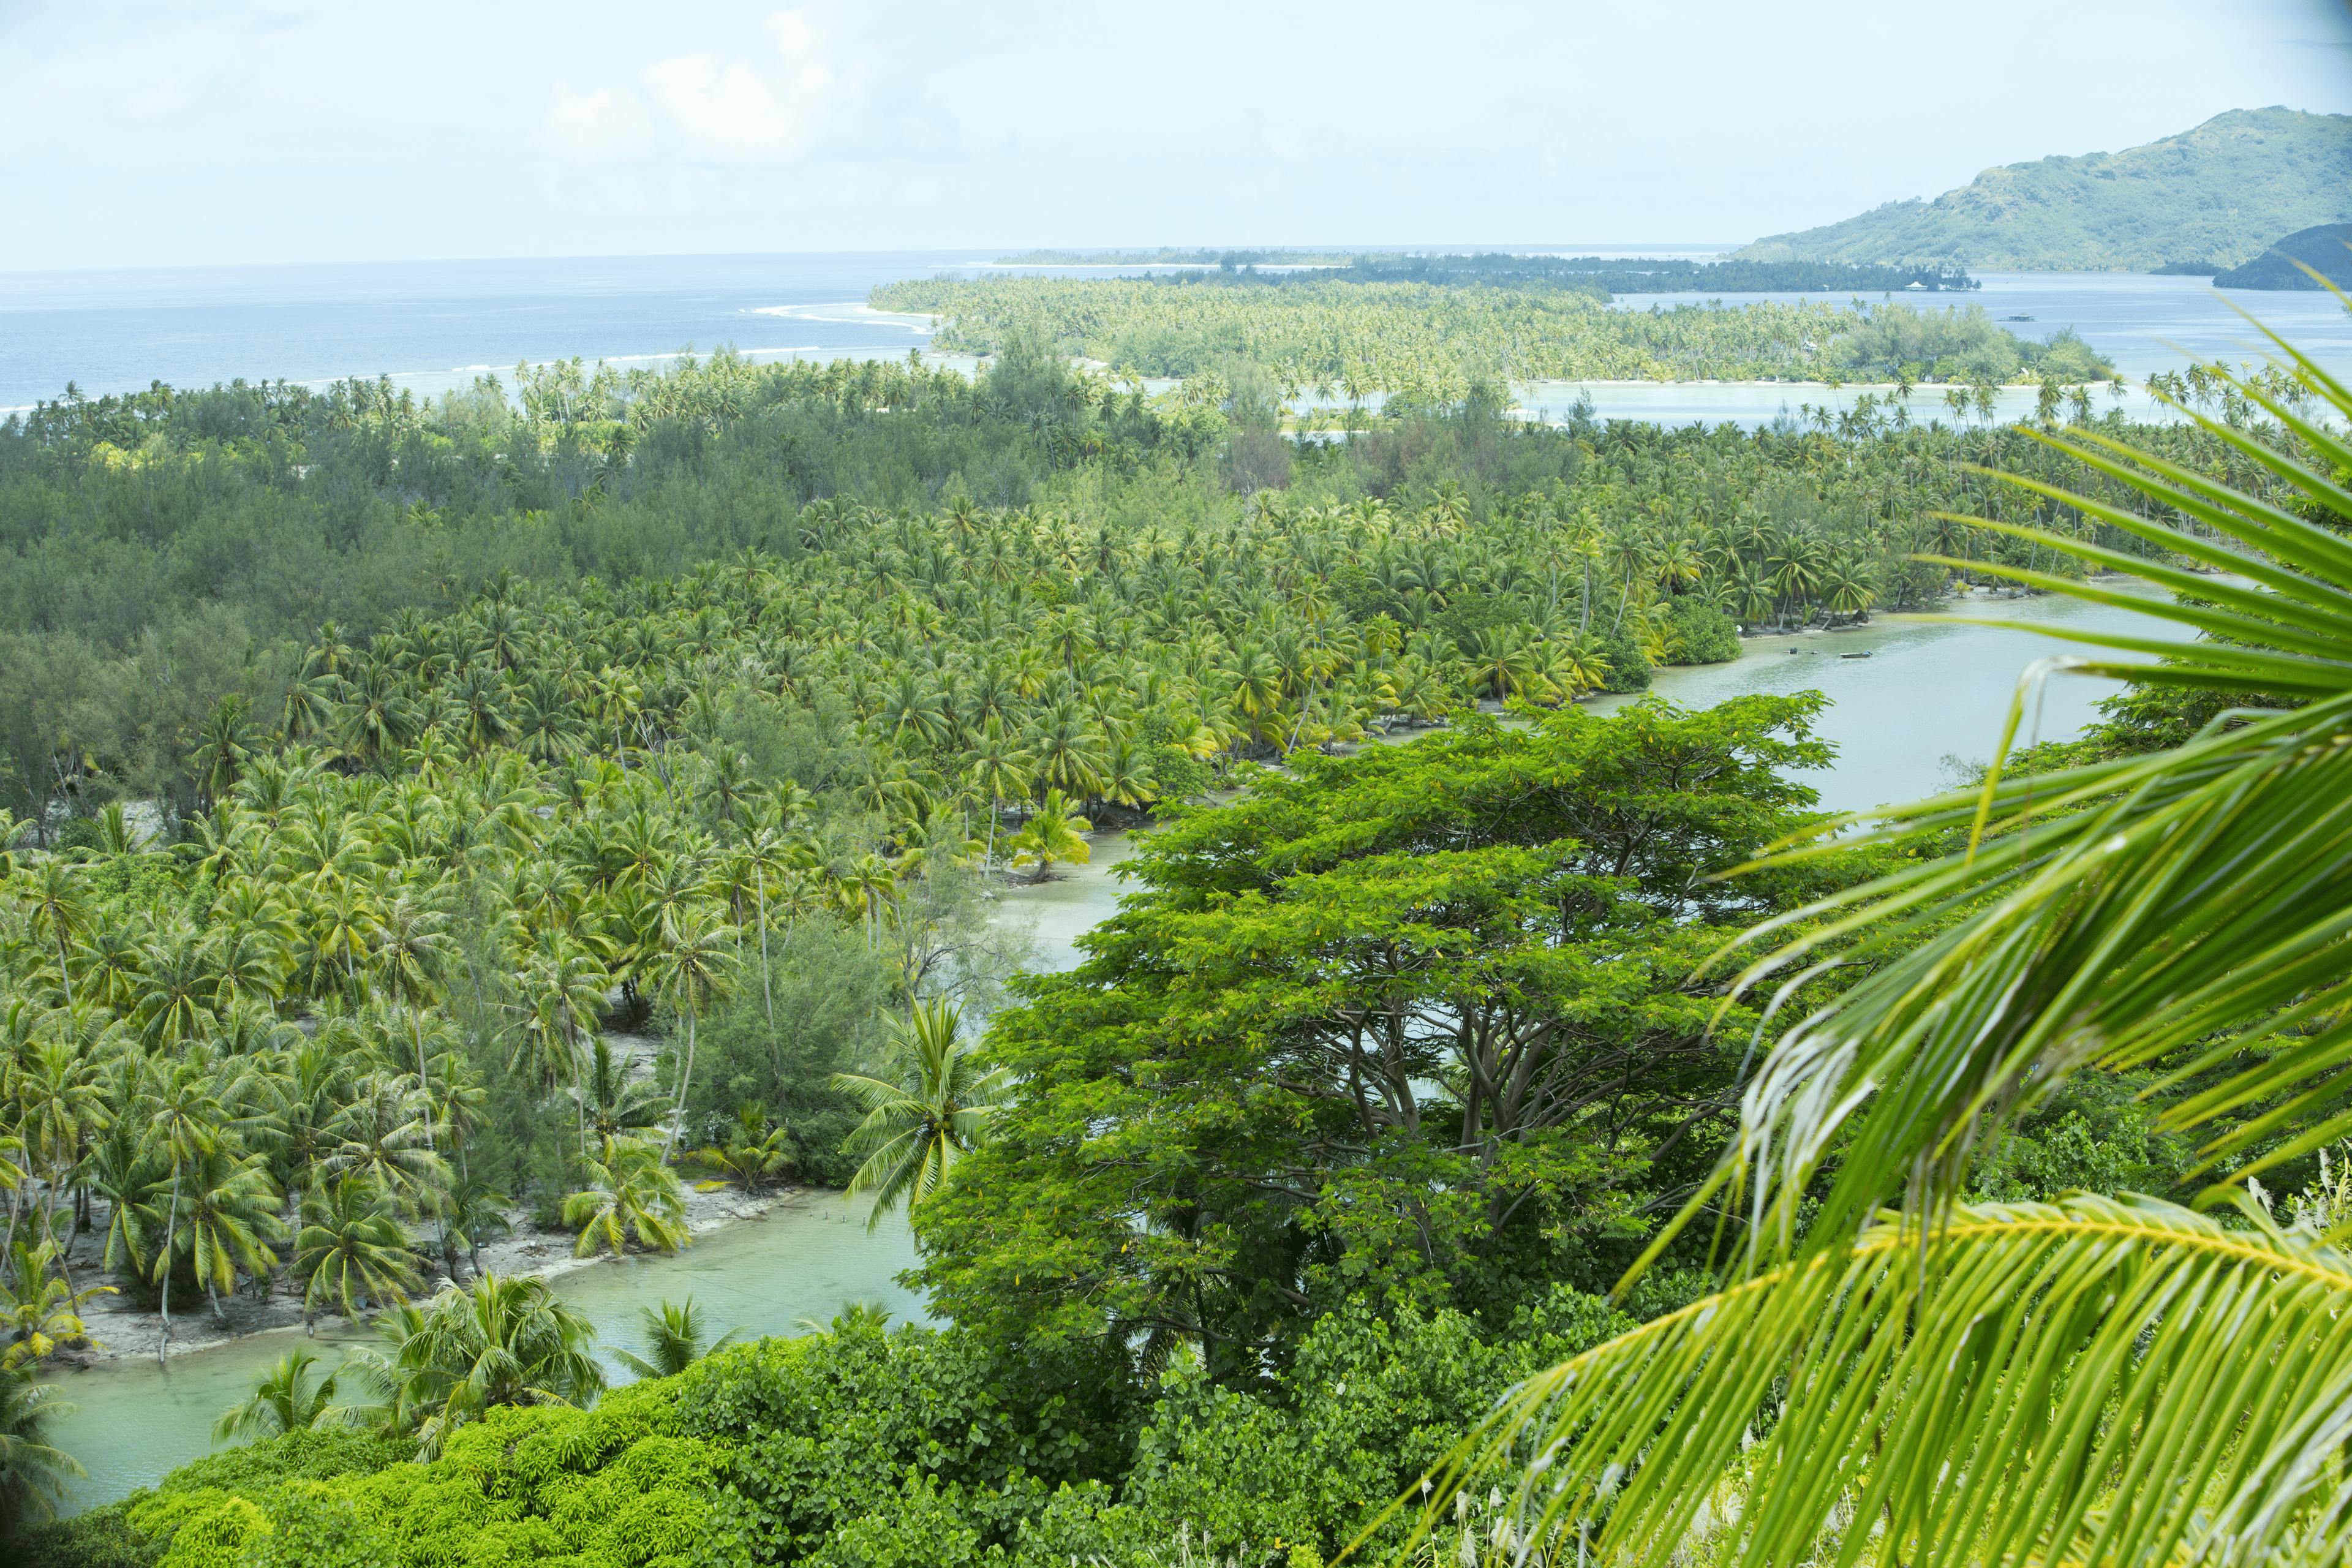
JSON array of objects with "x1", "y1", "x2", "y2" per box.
[{"x1": 7, "y1": 0, "x2": 2350, "y2": 273}]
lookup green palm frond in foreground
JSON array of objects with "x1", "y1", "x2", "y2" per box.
[
  {"x1": 1457, "y1": 1196, "x2": 2352, "y2": 1568},
  {"x1": 1704, "y1": 327, "x2": 2352, "y2": 1265},
  {"x1": 1409, "y1": 315, "x2": 2352, "y2": 1566}
]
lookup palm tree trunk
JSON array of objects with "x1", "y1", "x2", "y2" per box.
[
  {"x1": 414, "y1": 1011, "x2": 450, "y2": 1258},
  {"x1": 755, "y1": 879, "x2": 774, "y2": 1028},
  {"x1": 665, "y1": 1011, "x2": 698, "y2": 1163},
  {"x1": 158, "y1": 1166, "x2": 180, "y2": 1365}
]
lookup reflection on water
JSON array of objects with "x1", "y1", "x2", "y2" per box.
[{"x1": 48, "y1": 1193, "x2": 916, "y2": 1514}]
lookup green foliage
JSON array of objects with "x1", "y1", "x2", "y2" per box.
[
  {"x1": 36, "y1": 1293, "x2": 1646, "y2": 1568},
  {"x1": 917, "y1": 703, "x2": 1841, "y2": 1363},
  {"x1": 874, "y1": 276, "x2": 2103, "y2": 399},
  {"x1": 1739, "y1": 107, "x2": 2352, "y2": 270},
  {"x1": 1591, "y1": 628, "x2": 1652, "y2": 690},
  {"x1": 1826, "y1": 304, "x2": 2114, "y2": 385},
  {"x1": 1409, "y1": 323, "x2": 2352, "y2": 1568},
  {"x1": 1661, "y1": 596, "x2": 1740, "y2": 665},
  {"x1": 104, "y1": 1384, "x2": 725, "y2": 1568}
]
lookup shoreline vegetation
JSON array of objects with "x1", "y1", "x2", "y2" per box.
[
  {"x1": 870, "y1": 274, "x2": 2114, "y2": 404},
  {"x1": 1, "y1": 320, "x2": 2334, "y2": 1562},
  {"x1": 989, "y1": 251, "x2": 1981, "y2": 295},
  {"x1": 60, "y1": 1161, "x2": 813, "y2": 1371}
]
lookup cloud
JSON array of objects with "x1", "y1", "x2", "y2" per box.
[
  {"x1": 546, "y1": 7, "x2": 835, "y2": 164},
  {"x1": 545, "y1": 83, "x2": 653, "y2": 159}
]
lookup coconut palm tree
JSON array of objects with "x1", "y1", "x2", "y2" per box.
[
  {"x1": 142, "y1": 1144, "x2": 284, "y2": 1325},
  {"x1": 1005, "y1": 789, "x2": 1091, "y2": 884},
  {"x1": 831, "y1": 998, "x2": 1009, "y2": 1231},
  {"x1": 611, "y1": 1296, "x2": 739, "y2": 1381},
  {"x1": 1427, "y1": 333, "x2": 2352, "y2": 1568},
  {"x1": 564, "y1": 1136, "x2": 688, "y2": 1258},
  {"x1": 963, "y1": 718, "x2": 1034, "y2": 873},
  {"x1": 294, "y1": 1175, "x2": 415, "y2": 1323},
  {"x1": 212, "y1": 1346, "x2": 356, "y2": 1442},
  {"x1": 0, "y1": 1242, "x2": 109, "y2": 1370},
  {"x1": 0, "y1": 1367, "x2": 81, "y2": 1531},
  {"x1": 363, "y1": 1273, "x2": 602, "y2": 1457},
  {"x1": 691, "y1": 1104, "x2": 794, "y2": 1194},
  {"x1": 572, "y1": 1039, "x2": 669, "y2": 1152},
  {"x1": 21, "y1": 861, "x2": 86, "y2": 1008},
  {"x1": 321, "y1": 1074, "x2": 448, "y2": 1215},
  {"x1": 640, "y1": 907, "x2": 736, "y2": 1159},
  {"x1": 141, "y1": 1059, "x2": 224, "y2": 1362}
]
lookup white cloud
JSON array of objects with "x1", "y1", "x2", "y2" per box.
[
  {"x1": 544, "y1": 83, "x2": 654, "y2": 159},
  {"x1": 635, "y1": 7, "x2": 834, "y2": 162}
]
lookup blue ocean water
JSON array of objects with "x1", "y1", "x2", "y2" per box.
[{"x1": 0, "y1": 252, "x2": 982, "y2": 411}]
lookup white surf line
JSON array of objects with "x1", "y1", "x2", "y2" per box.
[{"x1": 750, "y1": 302, "x2": 933, "y2": 333}]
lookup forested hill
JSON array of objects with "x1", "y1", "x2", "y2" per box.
[{"x1": 1735, "y1": 108, "x2": 2352, "y2": 271}]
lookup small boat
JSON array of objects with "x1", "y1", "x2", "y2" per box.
[{"x1": 1840, "y1": 650, "x2": 1875, "y2": 660}]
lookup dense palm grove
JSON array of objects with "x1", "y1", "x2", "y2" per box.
[
  {"x1": 870, "y1": 276, "x2": 2116, "y2": 398},
  {"x1": 0, "y1": 325, "x2": 2322, "y2": 1565}
]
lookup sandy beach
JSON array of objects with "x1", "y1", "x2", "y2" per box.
[{"x1": 62, "y1": 1176, "x2": 810, "y2": 1367}]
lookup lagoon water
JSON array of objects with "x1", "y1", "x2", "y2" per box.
[{"x1": 48, "y1": 1193, "x2": 921, "y2": 1514}]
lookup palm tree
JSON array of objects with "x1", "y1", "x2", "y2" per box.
[
  {"x1": 734, "y1": 817, "x2": 802, "y2": 1027},
  {"x1": 1005, "y1": 788, "x2": 1091, "y2": 884},
  {"x1": 295, "y1": 1175, "x2": 416, "y2": 1324},
  {"x1": 13, "y1": 1041, "x2": 107, "y2": 1274},
  {"x1": 363, "y1": 1273, "x2": 602, "y2": 1457},
  {"x1": 322, "y1": 1074, "x2": 449, "y2": 1215},
  {"x1": 188, "y1": 695, "x2": 255, "y2": 810},
  {"x1": 564, "y1": 1137, "x2": 688, "y2": 1257},
  {"x1": 21, "y1": 860, "x2": 86, "y2": 1008},
  {"x1": 143, "y1": 1144, "x2": 284, "y2": 1325},
  {"x1": 641, "y1": 907, "x2": 736, "y2": 1159},
  {"x1": 0, "y1": 1367, "x2": 81, "y2": 1532},
  {"x1": 1430, "y1": 336, "x2": 2352, "y2": 1567},
  {"x1": 440, "y1": 1173, "x2": 512, "y2": 1283},
  {"x1": 572, "y1": 1039, "x2": 669, "y2": 1152},
  {"x1": 142, "y1": 1060, "x2": 223, "y2": 1363},
  {"x1": 831, "y1": 998, "x2": 1010, "y2": 1231},
  {"x1": 212, "y1": 1347, "x2": 356, "y2": 1442},
  {"x1": 691, "y1": 1104, "x2": 794, "y2": 1193},
  {"x1": 0, "y1": 1242, "x2": 110, "y2": 1370},
  {"x1": 963, "y1": 717, "x2": 1034, "y2": 873},
  {"x1": 611, "y1": 1296, "x2": 739, "y2": 1381}
]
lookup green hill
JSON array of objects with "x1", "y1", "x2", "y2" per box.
[
  {"x1": 1736, "y1": 108, "x2": 2352, "y2": 271},
  {"x1": 2214, "y1": 222, "x2": 2352, "y2": 289}
]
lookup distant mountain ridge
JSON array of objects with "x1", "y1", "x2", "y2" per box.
[
  {"x1": 1736, "y1": 108, "x2": 2352, "y2": 272},
  {"x1": 2214, "y1": 223, "x2": 2352, "y2": 290}
]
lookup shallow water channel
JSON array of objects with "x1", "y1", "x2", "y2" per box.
[{"x1": 50, "y1": 582, "x2": 2187, "y2": 1511}]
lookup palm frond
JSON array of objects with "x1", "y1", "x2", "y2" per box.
[
  {"x1": 1658, "y1": 345, "x2": 2352, "y2": 1273},
  {"x1": 1421, "y1": 1196, "x2": 2352, "y2": 1568}
]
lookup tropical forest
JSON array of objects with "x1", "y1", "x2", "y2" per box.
[{"x1": 7, "y1": 12, "x2": 2352, "y2": 1562}]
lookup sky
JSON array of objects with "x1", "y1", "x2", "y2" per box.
[{"x1": 3, "y1": 0, "x2": 2350, "y2": 271}]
